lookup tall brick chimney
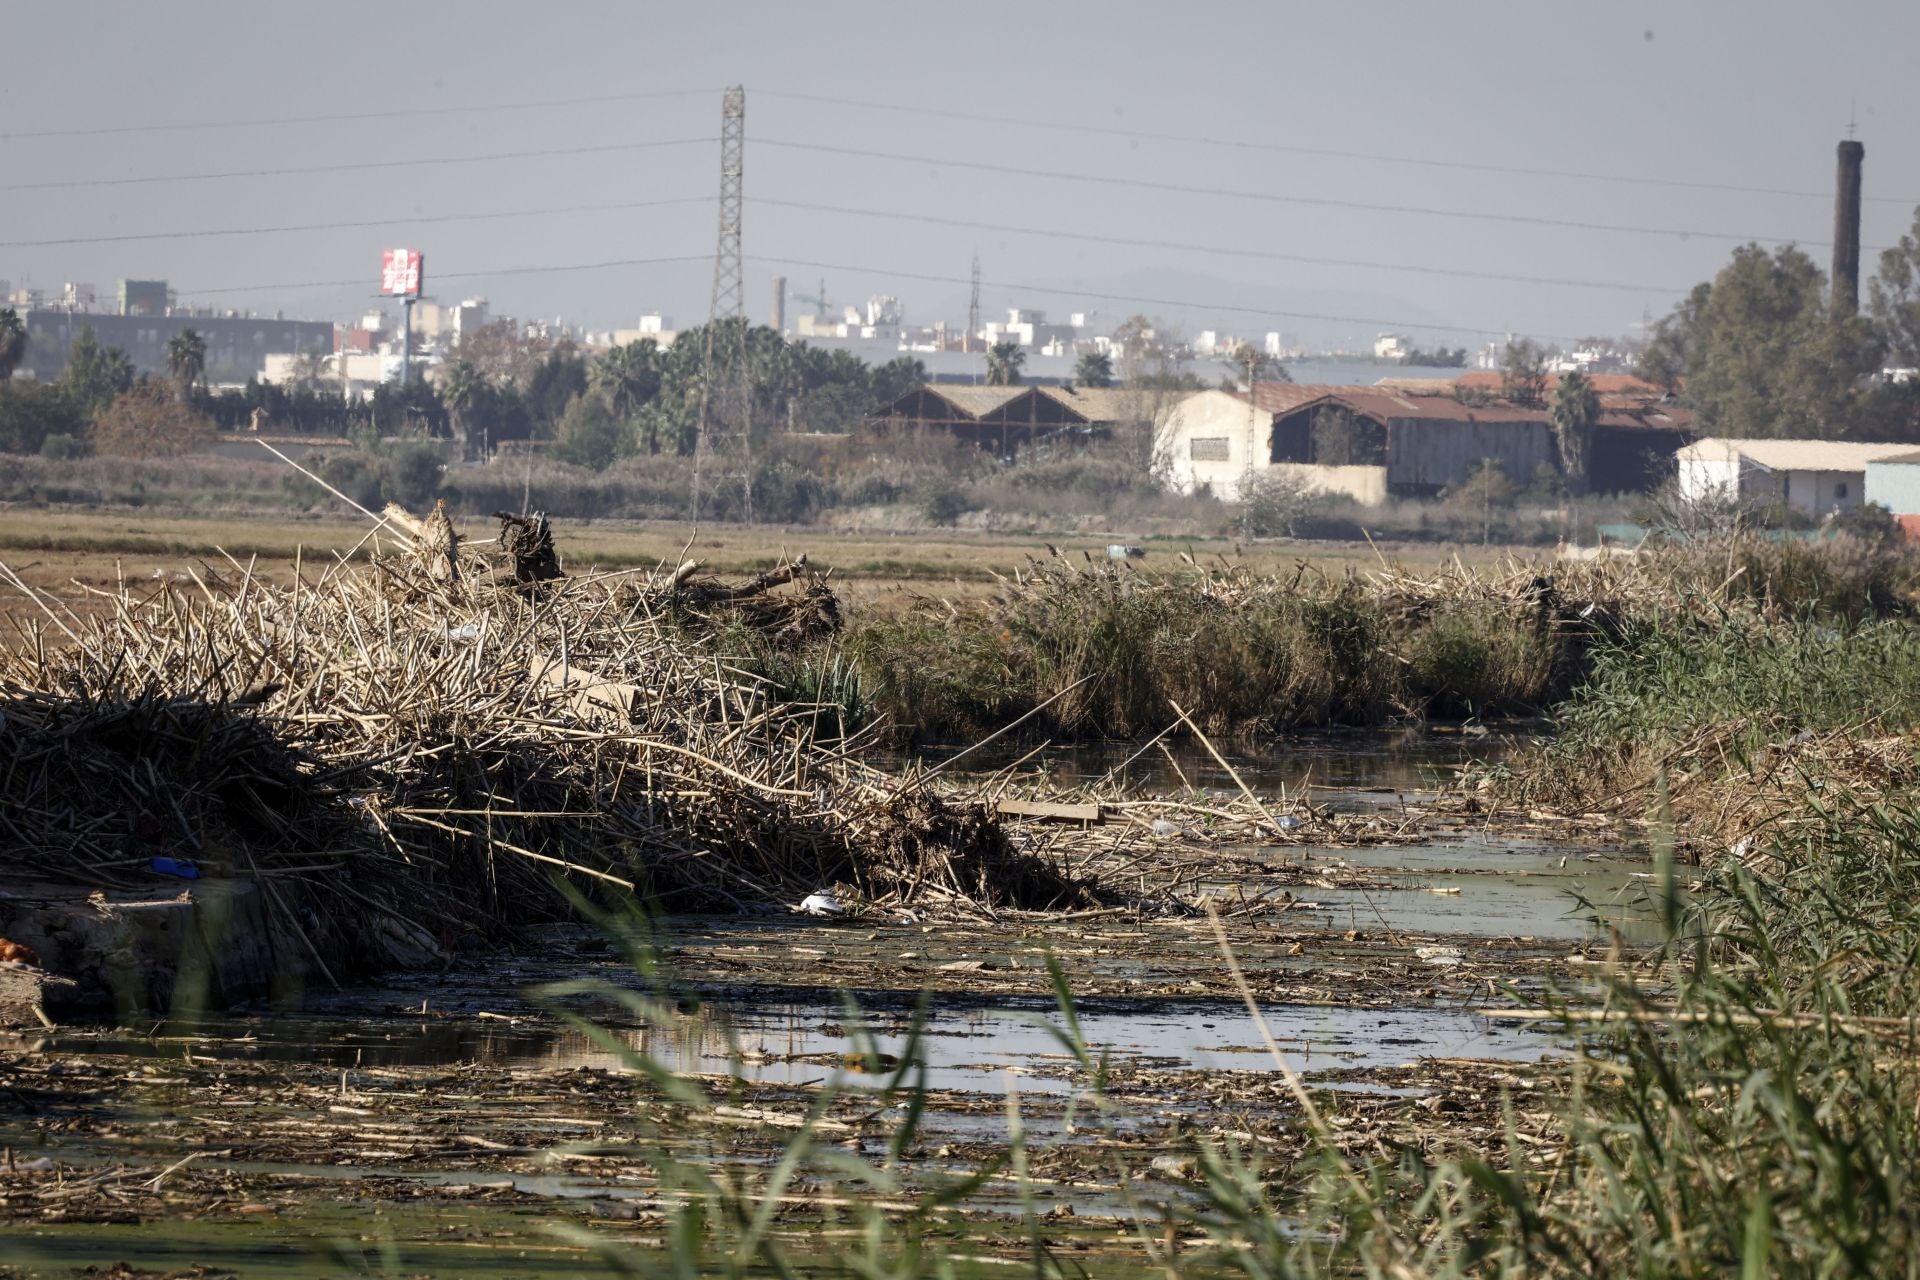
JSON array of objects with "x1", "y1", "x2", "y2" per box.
[{"x1": 1833, "y1": 140, "x2": 1865, "y2": 318}]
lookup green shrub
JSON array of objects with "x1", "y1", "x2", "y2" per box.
[
  {"x1": 318, "y1": 450, "x2": 384, "y2": 511},
  {"x1": 554, "y1": 391, "x2": 625, "y2": 471},
  {"x1": 1239, "y1": 467, "x2": 1327, "y2": 537},
  {"x1": 38, "y1": 433, "x2": 87, "y2": 460},
  {"x1": 915, "y1": 477, "x2": 967, "y2": 526},
  {"x1": 1403, "y1": 604, "x2": 1554, "y2": 717},
  {"x1": 381, "y1": 441, "x2": 444, "y2": 509}
]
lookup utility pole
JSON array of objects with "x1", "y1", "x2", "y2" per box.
[{"x1": 694, "y1": 85, "x2": 748, "y2": 523}]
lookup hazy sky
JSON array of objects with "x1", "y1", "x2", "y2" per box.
[{"x1": 5, "y1": 0, "x2": 1919, "y2": 350}]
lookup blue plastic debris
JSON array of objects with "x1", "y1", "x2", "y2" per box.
[{"x1": 148, "y1": 856, "x2": 200, "y2": 880}]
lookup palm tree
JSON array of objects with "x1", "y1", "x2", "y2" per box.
[
  {"x1": 1073, "y1": 350, "x2": 1114, "y2": 388},
  {"x1": 440, "y1": 359, "x2": 490, "y2": 458},
  {"x1": 590, "y1": 340, "x2": 661, "y2": 422},
  {"x1": 166, "y1": 329, "x2": 207, "y2": 402},
  {"x1": 0, "y1": 308, "x2": 26, "y2": 382},
  {"x1": 1548, "y1": 370, "x2": 1598, "y2": 496},
  {"x1": 985, "y1": 340, "x2": 1026, "y2": 387}
]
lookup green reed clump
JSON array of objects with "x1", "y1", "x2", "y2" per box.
[
  {"x1": 1403, "y1": 603, "x2": 1559, "y2": 719},
  {"x1": 837, "y1": 572, "x2": 1572, "y2": 743},
  {"x1": 1516, "y1": 609, "x2": 1920, "y2": 806},
  {"x1": 1644, "y1": 532, "x2": 1920, "y2": 621}
]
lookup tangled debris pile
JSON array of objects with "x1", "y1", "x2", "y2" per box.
[{"x1": 0, "y1": 512, "x2": 1083, "y2": 981}]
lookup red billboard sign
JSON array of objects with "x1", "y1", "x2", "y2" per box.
[{"x1": 380, "y1": 249, "x2": 424, "y2": 297}]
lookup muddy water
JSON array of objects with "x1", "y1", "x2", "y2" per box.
[
  {"x1": 895, "y1": 726, "x2": 1520, "y2": 811},
  {"x1": 7, "y1": 991, "x2": 1548, "y2": 1094},
  {"x1": 4, "y1": 729, "x2": 1644, "y2": 1276}
]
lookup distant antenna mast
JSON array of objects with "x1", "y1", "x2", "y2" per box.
[
  {"x1": 965, "y1": 251, "x2": 981, "y2": 353},
  {"x1": 694, "y1": 85, "x2": 748, "y2": 523}
]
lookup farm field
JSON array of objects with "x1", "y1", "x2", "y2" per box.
[{"x1": 0, "y1": 506, "x2": 1534, "y2": 625}]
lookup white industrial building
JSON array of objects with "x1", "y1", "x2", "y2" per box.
[{"x1": 1676, "y1": 438, "x2": 1917, "y2": 520}]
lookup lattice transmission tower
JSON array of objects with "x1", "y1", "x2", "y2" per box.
[
  {"x1": 693, "y1": 85, "x2": 749, "y2": 522},
  {"x1": 965, "y1": 251, "x2": 981, "y2": 353}
]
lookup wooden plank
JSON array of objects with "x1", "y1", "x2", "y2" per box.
[
  {"x1": 528, "y1": 655, "x2": 640, "y2": 720},
  {"x1": 995, "y1": 799, "x2": 1104, "y2": 824}
]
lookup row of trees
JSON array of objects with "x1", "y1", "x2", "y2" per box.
[
  {"x1": 1630, "y1": 214, "x2": 1920, "y2": 439},
  {"x1": 0, "y1": 312, "x2": 935, "y2": 464},
  {"x1": 0, "y1": 318, "x2": 227, "y2": 457}
]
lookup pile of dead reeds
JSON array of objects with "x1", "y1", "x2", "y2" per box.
[{"x1": 0, "y1": 516, "x2": 1084, "y2": 974}]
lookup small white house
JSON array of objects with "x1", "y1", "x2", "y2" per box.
[{"x1": 1676, "y1": 438, "x2": 1915, "y2": 519}]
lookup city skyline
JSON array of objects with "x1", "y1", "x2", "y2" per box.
[{"x1": 6, "y1": 2, "x2": 1920, "y2": 349}]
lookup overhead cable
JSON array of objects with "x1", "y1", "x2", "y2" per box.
[
  {"x1": 754, "y1": 137, "x2": 1876, "y2": 250},
  {"x1": 170, "y1": 252, "x2": 711, "y2": 300},
  {"x1": 756, "y1": 89, "x2": 1919, "y2": 208},
  {"x1": 0, "y1": 197, "x2": 712, "y2": 249},
  {"x1": 0, "y1": 138, "x2": 714, "y2": 193},
  {"x1": 757, "y1": 196, "x2": 1686, "y2": 293},
  {"x1": 0, "y1": 88, "x2": 721, "y2": 141},
  {"x1": 747, "y1": 253, "x2": 1583, "y2": 342}
]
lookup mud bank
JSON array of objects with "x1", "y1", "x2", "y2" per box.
[{"x1": 0, "y1": 879, "x2": 308, "y2": 1028}]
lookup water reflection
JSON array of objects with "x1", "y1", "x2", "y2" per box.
[{"x1": 895, "y1": 728, "x2": 1521, "y2": 811}]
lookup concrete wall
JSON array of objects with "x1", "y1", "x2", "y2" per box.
[
  {"x1": 1269, "y1": 462, "x2": 1388, "y2": 505},
  {"x1": 19, "y1": 310, "x2": 335, "y2": 384},
  {"x1": 1782, "y1": 468, "x2": 1863, "y2": 519},
  {"x1": 1385, "y1": 418, "x2": 1555, "y2": 493},
  {"x1": 1683, "y1": 455, "x2": 1863, "y2": 518},
  {"x1": 1155, "y1": 389, "x2": 1266, "y2": 500},
  {"x1": 1679, "y1": 456, "x2": 1742, "y2": 504},
  {"x1": 1867, "y1": 460, "x2": 1920, "y2": 515}
]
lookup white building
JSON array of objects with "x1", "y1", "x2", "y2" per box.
[
  {"x1": 1374, "y1": 334, "x2": 1410, "y2": 361},
  {"x1": 1154, "y1": 388, "x2": 1278, "y2": 501},
  {"x1": 982, "y1": 307, "x2": 1078, "y2": 350},
  {"x1": 1676, "y1": 438, "x2": 1917, "y2": 520}
]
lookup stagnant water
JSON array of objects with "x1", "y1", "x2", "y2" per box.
[
  {"x1": 895, "y1": 725, "x2": 1522, "y2": 812},
  {"x1": 4, "y1": 728, "x2": 1652, "y2": 1275}
]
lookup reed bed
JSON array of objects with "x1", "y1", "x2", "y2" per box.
[
  {"x1": 0, "y1": 516, "x2": 1097, "y2": 975},
  {"x1": 0, "y1": 509, "x2": 1410, "y2": 982},
  {"x1": 836, "y1": 541, "x2": 1827, "y2": 743}
]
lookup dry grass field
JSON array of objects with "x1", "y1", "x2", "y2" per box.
[{"x1": 0, "y1": 507, "x2": 1541, "y2": 627}]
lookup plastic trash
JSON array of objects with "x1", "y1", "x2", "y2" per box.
[
  {"x1": 148, "y1": 856, "x2": 200, "y2": 880},
  {"x1": 1150, "y1": 819, "x2": 1180, "y2": 836},
  {"x1": 1274, "y1": 814, "x2": 1303, "y2": 830},
  {"x1": 441, "y1": 623, "x2": 481, "y2": 642},
  {"x1": 796, "y1": 891, "x2": 845, "y2": 917}
]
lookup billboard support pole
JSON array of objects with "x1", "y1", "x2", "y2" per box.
[{"x1": 400, "y1": 295, "x2": 415, "y2": 386}]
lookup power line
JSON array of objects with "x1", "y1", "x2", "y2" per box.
[
  {"x1": 746, "y1": 253, "x2": 1590, "y2": 343},
  {"x1": 0, "y1": 197, "x2": 712, "y2": 250},
  {"x1": 4, "y1": 190, "x2": 1674, "y2": 297},
  {"x1": 756, "y1": 88, "x2": 1920, "y2": 209},
  {"x1": 0, "y1": 137, "x2": 715, "y2": 193},
  {"x1": 169, "y1": 252, "x2": 711, "y2": 301},
  {"x1": 754, "y1": 137, "x2": 1875, "y2": 251},
  {"x1": 757, "y1": 196, "x2": 1687, "y2": 294},
  {"x1": 0, "y1": 88, "x2": 722, "y2": 141}
]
